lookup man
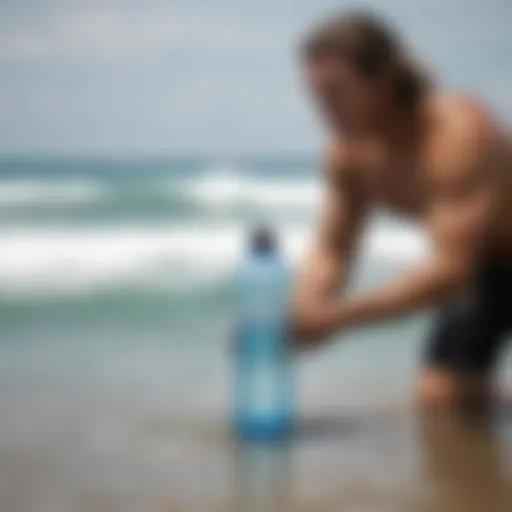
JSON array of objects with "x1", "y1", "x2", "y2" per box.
[{"x1": 292, "y1": 11, "x2": 512, "y2": 410}]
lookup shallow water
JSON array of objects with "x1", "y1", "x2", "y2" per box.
[
  {"x1": 0, "y1": 156, "x2": 510, "y2": 511},
  {"x1": 0, "y1": 331, "x2": 511, "y2": 512}
]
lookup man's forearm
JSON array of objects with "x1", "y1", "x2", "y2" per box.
[
  {"x1": 293, "y1": 251, "x2": 349, "y2": 308},
  {"x1": 332, "y1": 261, "x2": 468, "y2": 329}
]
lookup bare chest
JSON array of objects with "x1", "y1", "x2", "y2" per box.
[{"x1": 359, "y1": 154, "x2": 427, "y2": 218}]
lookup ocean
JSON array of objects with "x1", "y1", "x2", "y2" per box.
[
  {"x1": 0, "y1": 156, "x2": 427, "y2": 333},
  {"x1": 1, "y1": 156, "x2": 511, "y2": 511}
]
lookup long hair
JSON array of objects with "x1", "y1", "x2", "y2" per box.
[{"x1": 300, "y1": 11, "x2": 429, "y2": 109}]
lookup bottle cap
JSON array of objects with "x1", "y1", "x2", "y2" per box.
[{"x1": 249, "y1": 225, "x2": 277, "y2": 255}]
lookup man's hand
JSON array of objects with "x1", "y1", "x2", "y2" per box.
[{"x1": 290, "y1": 299, "x2": 341, "y2": 349}]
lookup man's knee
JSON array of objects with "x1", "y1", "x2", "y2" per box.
[{"x1": 416, "y1": 367, "x2": 491, "y2": 412}]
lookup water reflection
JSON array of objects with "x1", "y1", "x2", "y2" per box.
[
  {"x1": 231, "y1": 440, "x2": 292, "y2": 512},
  {"x1": 418, "y1": 414, "x2": 512, "y2": 512},
  {"x1": 223, "y1": 410, "x2": 512, "y2": 512}
]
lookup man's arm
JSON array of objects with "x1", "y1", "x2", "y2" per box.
[
  {"x1": 292, "y1": 140, "x2": 365, "y2": 343},
  {"x1": 296, "y1": 102, "x2": 498, "y2": 340}
]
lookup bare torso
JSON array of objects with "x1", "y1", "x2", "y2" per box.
[
  {"x1": 340, "y1": 93, "x2": 512, "y2": 258},
  {"x1": 293, "y1": 91, "x2": 512, "y2": 358}
]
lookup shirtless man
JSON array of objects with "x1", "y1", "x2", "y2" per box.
[{"x1": 292, "y1": 11, "x2": 512, "y2": 410}]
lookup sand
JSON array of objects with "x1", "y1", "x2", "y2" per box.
[{"x1": 1, "y1": 398, "x2": 511, "y2": 512}]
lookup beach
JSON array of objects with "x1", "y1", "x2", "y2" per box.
[
  {"x1": 1, "y1": 334, "x2": 512, "y2": 512},
  {"x1": 0, "y1": 157, "x2": 511, "y2": 511}
]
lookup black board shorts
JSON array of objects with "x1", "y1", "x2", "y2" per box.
[{"x1": 425, "y1": 260, "x2": 512, "y2": 374}]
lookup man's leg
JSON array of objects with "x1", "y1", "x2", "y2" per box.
[
  {"x1": 419, "y1": 263, "x2": 510, "y2": 412},
  {"x1": 417, "y1": 366, "x2": 492, "y2": 412}
]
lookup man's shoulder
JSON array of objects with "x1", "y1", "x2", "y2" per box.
[
  {"x1": 323, "y1": 136, "x2": 368, "y2": 195},
  {"x1": 428, "y1": 91, "x2": 495, "y2": 137},
  {"x1": 426, "y1": 92, "x2": 497, "y2": 183},
  {"x1": 324, "y1": 135, "x2": 348, "y2": 166},
  {"x1": 323, "y1": 135, "x2": 363, "y2": 179}
]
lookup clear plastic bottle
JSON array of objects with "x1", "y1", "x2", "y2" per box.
[{"x1": 233, "y1": 227, "x2": 293, "y2": 440}]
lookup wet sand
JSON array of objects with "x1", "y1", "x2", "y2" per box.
[
  {"x1": 1, "y1": 400, "x2": 512, "y2": 512},
  {"x1": 0, "y1": 331, "x2": 510, "y2": 512}
]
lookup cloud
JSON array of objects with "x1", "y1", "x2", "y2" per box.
[
  {"x1": 0, "y1": 0, "x2": 510, "y2": 154},
  {"x1": 0, "y1": 5, "x2": 284, "y2": 64}
]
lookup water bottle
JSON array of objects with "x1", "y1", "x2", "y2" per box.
[{"x1": 233, "y1": 227, "x2": 293, "y2": 441}]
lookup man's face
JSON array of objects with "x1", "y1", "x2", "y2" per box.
[{"x1": 305, "y1": 55, "x2": 387, "y2": 134}]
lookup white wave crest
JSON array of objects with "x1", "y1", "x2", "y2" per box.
[
  {"x1": 0, "y1": 179, "x2": 106, "y2": 208},
  {"x1": 0, "y1": 221, "x2": 427, "y2": 298},
  {"x1": 176, "y1": 171, "x2": 320, "y2": 211}
]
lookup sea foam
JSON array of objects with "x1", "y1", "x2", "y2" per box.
[
  {"x1": 0, "y1": 221, "x2": 427, "y2": 298},
  {"x1": 176, "y1": 170, "x2": 320, "y2": 211},
  {"x1": 0, "y1": 179, "x2": 106, "y2": 208}
]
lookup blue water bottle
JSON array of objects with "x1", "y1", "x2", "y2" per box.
[{"x1": 233, "y1": 226, "x2": 293, "y2": 441}]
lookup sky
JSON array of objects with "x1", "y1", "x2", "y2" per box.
[{"x1": 0, "y1": 0, "x2": 511, "y2": 155}]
